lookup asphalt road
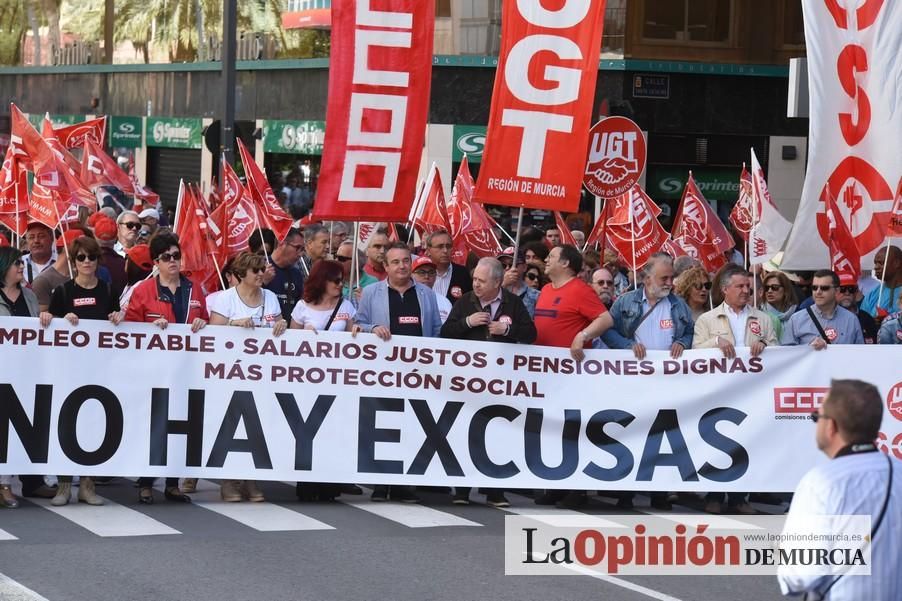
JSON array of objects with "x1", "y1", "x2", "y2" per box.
[{"x1": 0, "y1": 479, "x2": 787, "y2": 601}]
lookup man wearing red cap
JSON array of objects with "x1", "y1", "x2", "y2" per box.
[{"x1": 410, "y1": 255, "x2": 452, "y2": 323}]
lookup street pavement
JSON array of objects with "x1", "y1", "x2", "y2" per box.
[{"x1": 0, "y1": 479, "x2": 787, "y2": 601}]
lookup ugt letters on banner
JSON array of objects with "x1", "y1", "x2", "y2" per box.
[{"x1": 475, "y1": 0, "x2": 607, "y2": 212}]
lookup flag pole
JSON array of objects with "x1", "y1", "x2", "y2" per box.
[
  {"x1": 875, "y1": 236, "x2": 892, "y2": 315},
  {"x1": 192, "y1": 183, "x2": 226, "y2": 291},
  {"x1": 511, "y1": 206, "x2": 525, "y2": 260},
  {"x1": 52, "y1": 203, "x2": 74, "y2": 280},
  {"x1": 352, "y1": 221, "x2": 361, "y2": 293},
  {"x1": 629, "y1": 191, "x2": 638, "y2": 291},
  {"x1": 750, "y1": 152, "x2": 759, "y2": 310},
  {"x1": 14, "y1": 170, "x2": 21, "y2": 249}
]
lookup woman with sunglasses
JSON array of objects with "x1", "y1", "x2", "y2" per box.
[
  {"x1": 38, "y1": 236, "x2": 122, "y2": 507},
  {"x1": 761, "y1": 271, "x2": 798, "y2": 340},
  {"x1": 125, "y1": 232, "x2": 208, "y2": 505},
  {"x1": 208, "y1": 251, "x2": 286, "y2": 503},
  {"x1": 0, "y1": 246, "x2": 41, "y2": 509},
  {"x1": 289, "y1": 259, "x2": 358, "y2": 501},
  {"x1": 524, "y1": 263, "x2": 546, "y2": 290},
  {"x1": 674, "y1": 266, "x2": 712, "y2": 321}
]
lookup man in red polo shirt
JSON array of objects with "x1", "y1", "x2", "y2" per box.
[{"x1": 534, "y1": 244, "x2": 613, "y2": 360}]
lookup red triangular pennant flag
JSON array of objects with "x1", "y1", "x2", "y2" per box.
[
  {"x1": 411, "y1": 163, "x2": 450, "y2": 235},
  {"x1": 81, "y1": 138, "x2": 135, "y2": 194},
  {"x1": 212, "y1": 158, "x2": 258, "y2": 258},
  {"x1": 670, "y1": 173, "x2": 734, "y2": 272},
  {"x1": 446, "y1": 157, "x2": 501, "y2": 258},
  {"x1": 824, "y1": 185, "x2": 861, "y2": 286},
  {"x1": 729, "y1": 165, "x2": 754, "y2": 241},
  {"x1": 0, "y1": 146, "x2": 28, "y2": 215},
  {"x1": 554, "y1": 212, "x2": 578, "y2": 246},
  {"x1": 236, "y1": 139, "x2": 293, "y2": 241},
  {"x1": 54, "y1": 116, "x2": 107, "y2": 149}
]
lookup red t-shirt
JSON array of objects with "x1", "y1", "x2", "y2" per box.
[{"x1": 534, "y1": 278, "x2": 607, "y2": 348}]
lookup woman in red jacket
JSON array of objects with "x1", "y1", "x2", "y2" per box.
[{"x1": 125, "y1": 232, "x2": 208, "y2": 504}]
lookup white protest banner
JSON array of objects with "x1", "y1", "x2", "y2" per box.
[
  {"x1": 782, "y1": 1, "x2": 901, "y2": 269},
  {"x1": 1, "y1": 317, "x2": 900, "y2": 491}
]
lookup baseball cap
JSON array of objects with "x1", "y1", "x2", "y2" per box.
[
  {"x1": 86, "y1": 212, "x2": 106, "y2": 227},
  {"x1": 126, "y1": 244, "x2": 153, "y2": 270},
  {"x1": 139, "y1": 208, "x2": 160, "y2": 221},
  {"x1": 412, "y1": 256, "x2": 436, "y2": 272},
  {"x1": 56, "y1": 229, "x2": 85, "y2": 249},
  {"x1": 93, "y1": 217, "x2": 118, "y2": 242},
  {"x1": 497, "y1": 247, "x2": 514, "y2": 259}
]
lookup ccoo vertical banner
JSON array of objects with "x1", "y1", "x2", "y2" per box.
[
  {"x1": 313, "y1": 0, "x2": 434, "y2": 221},
  {"x1": 782, "y1": 0, "x2": 901, "y2": 269},
  {"x1": 474, "y1": 0, "x2": 607, "y2": 212}
]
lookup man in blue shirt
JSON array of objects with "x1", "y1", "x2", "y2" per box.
[
  {"x1": 782, "y1": 270, "x2": 864, "y2": 348},
  {"x1": 861, "y1": 245, "x2": 901, "y2": 317}
]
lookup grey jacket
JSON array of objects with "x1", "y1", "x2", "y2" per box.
[
  {"x1": 356, "y1": 280, "x2": 442, "y2": 338},
  {"x1": 0, "y1": 286, "x2": 40, "y2": 317}
]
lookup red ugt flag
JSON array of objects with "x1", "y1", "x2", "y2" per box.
[
  {"x1": 825, "y1": 185, "x2": 861, "y2": 285},
  {"x1": 670, "y1": 173, "x2": 734, "y2": 272},
  {"x1": 605, "y1": 186, "x2": 668, "y2": 270},
  {"x1": 447, "y1": 157, "x2": 502, "y2": 258},
  {"x1": 211, "y1": 157, "x2": 257, "y2": 258},
  {"x1": 237, "y1": 139, "x2": 293, "y2": 241},
  {"x1": 554, "y1": 212, "x2": 578, "y2": 246},
  {"x1": 729, "y1": 165, "x2": 754, "y2": 241}
]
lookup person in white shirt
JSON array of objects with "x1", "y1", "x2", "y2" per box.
[
  {"x1": 290, "y1": 259, "x2": 357, "y2": 333},
  {"x1": 778, "y1": 379, "x2": 901, "y2": 601},
  {"x1": 21, "y1": 222, "x2": 57, "y2": 284},
  {"x1": 114, "y1": 211, "x2": 141, "y2": 258},
  {"x1": 208, "y1": 251, "x2": 286, "y2": 503}
]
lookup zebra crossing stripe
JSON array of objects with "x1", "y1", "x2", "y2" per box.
[
  {"x1": 29, "y1": 493, "x2": 180, "y2": 538},
  {"x1": 339, "y1": 488, "x2": 482, "y2": 528}
]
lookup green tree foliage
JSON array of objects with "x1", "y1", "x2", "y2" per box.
[{"x1": 0, "y1": 0, "x2": 28, "y2": 65}]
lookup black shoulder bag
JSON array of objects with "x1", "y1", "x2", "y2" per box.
[
  {"x1": 806, "y1": 307, "x2": 832, "y2": 344},
  {"x1": 323, "y1": 298, "x2": 344, "y2": 331}
]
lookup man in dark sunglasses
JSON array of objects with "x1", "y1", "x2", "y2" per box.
[
  {"x1": 835, "y1": 280, "x2": 878, "y2": 344},
  {"x1": 114, "y1": 210, "x2": 142, "y2": 256},
  {"x1": 781, "y1": 270, "x2": 864, "y2": 348}
]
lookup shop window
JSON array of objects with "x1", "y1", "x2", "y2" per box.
[{"x1": 642, "y1": 0, "x2": 733, "y2": 44}]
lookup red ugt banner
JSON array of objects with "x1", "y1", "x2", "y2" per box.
[
  {"x1": 474, "y1": 0, "x2": 607, "y2": 212},
  {"x1": 313, "y1": 0, "x2": 434, "y2": 222}
]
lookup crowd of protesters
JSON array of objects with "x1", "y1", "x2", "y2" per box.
[{"x1": 1, "y1": 207, "x2": 900, "y2": 513}]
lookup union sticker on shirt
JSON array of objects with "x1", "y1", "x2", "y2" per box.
[
  {"x1": 264, "y1": 313, "x2": 279, "y2": 323},
  {"x1": 336, "y1": 313, "x2": 351, "y2": 321},
  {"x1": 748, "y1": 320, "x2": 761, "y2": 335},
  {"x1": 824, "y1": 327, "x2": 838, "y2": 342},
  {"x1": 450, "y1": 286, "x2": 463, "y2": 298},
  {"x1": 73, "y1": 297, "x2": 97, "y2": 307},
  {"x1": 659, "y1": 318, "x2": 673, "y2": 329},
  {"x1": 398, "y1": 316, "x2": 420, "y2": 325},
  {"x1": 189, "y1": 299, "x2": 202, "y2": 308},
  {"x1": 499, "y1": 315, "x2": 513, "y2": 325}
]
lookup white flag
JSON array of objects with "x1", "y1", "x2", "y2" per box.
[
  {"x1": 748, "y1": 149, "x2": 792, "y2": 265},
  {"x1": 782, "y1": 1, "x2": 901, "y2": 269}
]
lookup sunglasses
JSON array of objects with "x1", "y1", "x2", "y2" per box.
[
  {"x1": 250, "y1": 267, "x2": 265, "y2": 274},
  {"x1": 329, "y1": 277, "x2": 343, "y2": 284},
  {"x1": 157, "y1": 251, "x2": 182, "y2": 263},
  {"x1": 14, "y1": 259, "x2": 24, "y2": 267},
  {"x1": 694, "y1": 282, "x2": 713, "y2": 291},
  {"x1": 120, "y1": 222, "x2": 142, "y2": 230},
  {"x1": 336, "y1": 255, "x2": 352, "y2": 262},
  {"x1": 812, "y1": 285, "x2": 834, "y2": 292},
  {"x1": 838, "y1": 285, "x2": 858, "y2": 294},
  {"x1": 810, "y1": 411, "x2": 832, "y2": 423},
  {"x1": 75, "y1": 254, "x2": 99, "y2": 263},
  {"x1": 593, "y1": 279, "x2": 614, "y2": 286},
  {"x1": 525, "y1": 273, "x2": 539, "y2": 281},
  {"x1": 764, "y1": 284, "x2": 783, "y2": 292}
]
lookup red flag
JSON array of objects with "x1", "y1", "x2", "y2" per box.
[
  {"x1": 0, "y1": 146, "x2": 27, "y2": 215},
  {"x1": 888, "y1": 177, "x2": 902, "y2": 237},
  {"x1": 411, "y1": 163, "x2": 450, "y2": 234},
  {"x1": 28, "y1": 182, "x2": 66, "y2": 229},
  {"x1": 729, "y1": 165, "x2": 754, "y2": 240},
  {"x1": 554, "y1": 212, "x2": 578, "y2": 246},
  {"x1": 661, "y1": 236, "x2": 691, "y2": 259},
  {"x1": 605, "y1": 186, "x2": 669, "y2": 270},
  {"x1": 474, "y1": 0, "x2": 606, "y2": 211},
  {"x1": 174, "y1": 182, "x2": 208, "y2": 273},
  {"x1": 236, "y1": 139, "x2": 293, "y2": 241},
  {"x1": 10, "y1": 105, "x2": 57, "y2": 186},
  {"x1": 313, "y1": 0, "x2": 434, "y2": 221},
  {"x1": 671, "y1": 173, "x2": 734, "y2": 272},
  {"x1": 128, "y1": 156, "x2": 160, "y2": 210},
  {"x1": 824, "y1": 185, "x2": 861, "y2": 285},
  {"x1": 211, "y1": 158, "x2": 257, "y2": 258},
  {"x1": 0, "y1": 211, "x2": 28, "y2": 236},
  {"x1": 53, "y1": 116, "x2": 107, "y2": 149},
  {"x1": 41, "y1": 119, "x2": 96, "y2": 210},
  {"x1": 42, "y1": 117, "x2": 82, "y2": 175},
  {"x1": 446, "y1": 157, "x2": 501, "y2": 259},
  {"x1": 81, "y1": 138, "x2": 135, "y2": 194},
  {"x1": 585, "y1": 199, "x2": 612, "y2": 250}
]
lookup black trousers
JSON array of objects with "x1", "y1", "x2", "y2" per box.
[{"x1": 137, "y1": 477, "x2": 179, "y2": 488}]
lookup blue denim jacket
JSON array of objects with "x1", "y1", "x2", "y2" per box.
[{"x1": 601, "y1": 286, "x2": 694, "y2": 349}]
